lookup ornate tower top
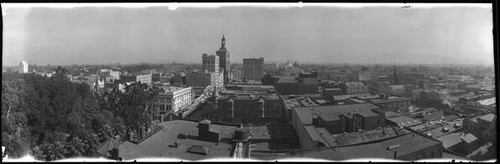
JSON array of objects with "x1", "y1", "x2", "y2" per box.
[{"x1": 221, "y1": 35, "x2": 226, "y2": 49}]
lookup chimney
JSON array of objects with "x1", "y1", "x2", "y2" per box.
[
  {"x1": 258, "y1": 98, "x2": 265, "y2": 118},
  {"x1": 312, "y1": 116, "x2": 319, "y2": 127},
  {"x1": 228, "y1": 98, "x2": 235, "y2": 117}
]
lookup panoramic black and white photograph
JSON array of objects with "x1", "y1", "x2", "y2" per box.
[{"x1": 1, "y1": 2, "x2": 496, "y2": 162}]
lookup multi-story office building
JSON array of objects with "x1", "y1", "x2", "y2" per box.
[
  {"x1": 243, "y1": 57, "x2": 264, "y2": 81},
  {"x1": 185, "y1": 71, "x2": 212, "y2": 88},
  {"x1": 185, "y1": 70, "x2": 223, "y2": 89},
  {"x1": 18, "y1": 61, "x2": 28, "y2": 73},
  {"x1": 202, "y1": 53, "x2": 219, "y2": 73},
  {"x1": 216, "y1": 35, "x2": 230, "y2": 84}
]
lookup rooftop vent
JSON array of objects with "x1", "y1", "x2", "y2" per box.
[
  {"x1": 442, "y1": 127, "x2": 449, "y2": 132},
  {"x1": 387, "y1": 144, "x2": 401, "y2": 150}
]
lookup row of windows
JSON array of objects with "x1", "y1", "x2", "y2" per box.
[{"x1": 379, "y1": 101, "x2": 410, "y2": 108}]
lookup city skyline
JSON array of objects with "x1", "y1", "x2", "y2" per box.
[{"x1": 2, "y1": 3, "x2": 494, "y2": 66}]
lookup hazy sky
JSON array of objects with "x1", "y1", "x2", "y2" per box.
[{"x1": 2, "y1": 3, "x2": 494, "y2": 66}]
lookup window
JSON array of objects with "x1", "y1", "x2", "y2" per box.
[{"x1": 377, "y1": 119, "x2": 380, "y2": 125}]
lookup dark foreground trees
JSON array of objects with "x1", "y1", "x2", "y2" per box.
[
  {"x1": 2, "y1": 72, "x2": 163, "y2": 161},
  {"x1": 101, "y1": 82, "x2": 163, "y2": 142},
  {"x1": 1, "y1": 73, "x2": 122, "y2": 161}
]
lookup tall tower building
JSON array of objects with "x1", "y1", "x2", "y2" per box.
[
  {"x1": 18, "y1": 61, "x2": 28, "y2": 73},
  {"x1": 216, "y1": 35, "x2": 230, "y2": 85}
]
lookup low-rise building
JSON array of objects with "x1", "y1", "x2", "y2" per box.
[
  {"x1": 462, "y1": 113, "x2": 496, "y2": 145},
  {"x1": 292, "y1": 103, "x2": 386, "y2": 148},
  {"x1": 386, "y1": 116, "x2": 422, "y2": 128},
  {"x1": 346, "y1": 95, "x2": 412, "y2": 114},
  {"x1": 446, "y1": 75, "x2": 474, "y2": 83},
  {"x1": 275, "y1": 77, "x2": 319, "y2": 95},
  {"x1": 187, "y1": 94, "x2": 285, "y2": 125},
  {"x1": 136, "y1": 73, "x2": 152, "y2": 85},
  {"x1": 343, "y1": 82, "x2": 369, "y2": 95},
  {"x1": 436, "y1": 132, "x2": 480, "y2": 156},
  {"x1": 252, "y1": 131, "x2": 443, "y2": 161}
]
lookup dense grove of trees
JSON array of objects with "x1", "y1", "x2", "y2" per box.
[
  {"x1": 101, "y1": 82, "x2": 163, "y2": 141},
  {"x1": 1, "y1": 71, "x2": 161, "y2": 161}
]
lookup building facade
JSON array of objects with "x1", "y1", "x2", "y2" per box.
[
  {"x1": 136, "y1": 73, "x2": 153, "y2": 85},
  {"x1": 186, "y1": 85, "x2": 285, "y2": 125},
  {"x1": 185, "y1": 70, "x2": 224, "y2": 89},
  {"x1": 202, "y1": 53, "x2": 220, "y2": 73},
  {"x1": 344, "y1": 82, "x2": 369, "y2": 95},
  {"x1": 462, "y1": 113, "x2": 496, "y2": 145},
  {"x1": 291, "y1": 103, "x2": 386, "y2": 149},
  {"x1": 153, "y1": 86, "x2": 193, "y2": 121},
  {"x1": 243, "y1": 57, "x2": 264, "y2": 81}
]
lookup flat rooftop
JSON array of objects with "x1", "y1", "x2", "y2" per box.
[
  {"x1": 216, "y1": 94, "x2": 280, "y2": 101},
  {"x1": 436, "y1": 132, "x2": 463, "y2": 149},
  {"x1": 423, "y1": 119, "x2": 463, "y2": 138},
  {"x1": 332, "y1": 126, "x2": 410, "y2": 146},
  {"x1": 159, "y1": 86, "x2": 190, "y2": 94},
  {"x1": 119, "y1": 120, "x2": 238, "y2": 160},
  {"x1": 294, "y1": 103, "x2": 382, "y2": 123},
  {"x1": 252, "y1": 132, "x2": 441, "y2": 160}
]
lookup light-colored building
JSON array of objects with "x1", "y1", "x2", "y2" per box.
[
  {"x1": 344, "y1": 82, "x2": 369, "y2": 95},
  {"x1": 18, "y1": 61, "x2": 28, "y2": 73},
  {"x1": 358, "y1": 72, "x2": 377, "y2": 82},
  {"x1": 243, "y1": 57, "x2": 264, "y2": 81},
  {"x1": 358, "y1": 72, "x2": 370, "y2": 82},
  {"x1": 230, "y1": 68, "x2": 243, "y2": 81},
  {"x1": 154, "y1": 86, "x2": 193, "y2": 119},
  {"x1": 446, "y1": 75, "x2": 474, "y2": 83},
  {"x1": 99, "y1": 69, "x2": 121, "y2": 82},
  {"x1": 136, "y1": 73, "x2": 152, "y2": 85}
]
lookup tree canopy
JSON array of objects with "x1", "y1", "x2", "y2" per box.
[{"x1": 1, "y1": 73, "x2": 122, "y2": 161}]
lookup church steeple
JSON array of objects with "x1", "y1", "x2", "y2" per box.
[{"x1": 221, "y1": 35, "x2": 226, "y2": 49}]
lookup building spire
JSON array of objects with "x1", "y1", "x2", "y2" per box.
[{"x1": 221, "y1": 35, "x2": 226, "y2": 49}]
